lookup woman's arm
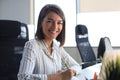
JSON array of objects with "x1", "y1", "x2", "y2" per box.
[
  {"x1": 17, "y1": 41, "x2": 48, "y2": 80},
  {"x1": 60, "y1": 47, "x2": 82, "y2": 76}
]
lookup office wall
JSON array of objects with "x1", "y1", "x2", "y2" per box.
[
  {"x1": 77, "y1": 0, "x2": 120, "y2": 47},
  {"x1": 80, "y1": 0, "x2": 120, "y2": 12},
  {"x1": 0, "y1": 0, "x2": 33, "y2": 24}
]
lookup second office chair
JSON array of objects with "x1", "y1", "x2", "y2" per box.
[{"x1": 75, "y1": 24, "x2": 100, "y2": 68}]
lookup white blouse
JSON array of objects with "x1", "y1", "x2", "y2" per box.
[{"x1": 17, "y1": 39, "x2": 82, "y2": 80}]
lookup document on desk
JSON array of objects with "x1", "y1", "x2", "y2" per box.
[
  {"x1": 72, "y1": 76, "x2": 86, "y2": 80},
  {"x1": 72, "y1": 77, "x2": 79, "y2": 80},
  {"x1": 81, "y1": 63, "x2": 102, "y2": 79}
]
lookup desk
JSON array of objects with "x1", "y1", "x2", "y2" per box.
[{"x1": 81, "y1": 63, "x2": 102, "y2": 79}]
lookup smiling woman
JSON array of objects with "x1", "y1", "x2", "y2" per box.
[
  {"x1": 34, "y1": 0, "x2": 76, "y2": 47},
  {"x1": 18, "y1": 4, "x2": 83, "y2": 80}
]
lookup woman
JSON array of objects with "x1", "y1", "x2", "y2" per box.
[{"x1": 18, "y1": 4, "x2": 82, "y2": 80}]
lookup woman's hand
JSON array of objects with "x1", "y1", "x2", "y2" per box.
[
  {"x1": 47, "y1": 69, "x2": 76, "y2": 80},
  {"x1": 61, "y1": 69, "x2": 76, "y2": 80},
  {"x1": 47, "y1": 70, "x2": 63, "y2": 80}
]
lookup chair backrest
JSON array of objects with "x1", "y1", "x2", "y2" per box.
[
  {"x1": 104, "y1": 37, "x2": 113, "y2": 52},
  {"x1": 0, "y1": 20, "x2": 29, "y2": 80},
  {"x1": 97, "y1": 37, "x2": 105, "y2": 58},
  {"x1": 75, "y1": 24, "x2": 96, "y2": 68},
  {"x1": 97, "y1": 37, "x2": 113, "y2": 58}
]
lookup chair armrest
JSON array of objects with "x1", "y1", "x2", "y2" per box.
[
  {"x1": 96, "y1": 58, "x2": 102, "y2": 63},
  {"x1": 80, "y1": 59, "x2": 101, "y2": 69}
]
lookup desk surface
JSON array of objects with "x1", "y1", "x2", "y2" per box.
[{"x1": 81, "y1": 63, "x2": 102, "y2": 79}]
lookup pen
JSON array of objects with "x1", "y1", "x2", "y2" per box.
[
  {"x1": 65, "y1": 63, "x2": 69, "y2": 69},
  {"x1": 61, "y1": 54, "x2": 69, "y2": 69}
]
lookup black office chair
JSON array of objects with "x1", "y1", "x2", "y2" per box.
[
  {"x1": 75, "y1": 24, "x2": 100, "y2": 68},
  {"x1": 0, "y1": 20, "x2": 29, "y2": 80},
  {"x1": 97, "y1": 37, "x2": 105, "y2": 59},
  {"x1": 97, "y1": 37, "x2": 113, "y2": 59}
]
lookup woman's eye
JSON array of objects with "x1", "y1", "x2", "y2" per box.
[
  {"x1": 58, "y1": 21, "x2": 63, "y2": 25},
  {"x1": 47, "y1": 20, "x2": 52, "y2": 23},
  {"x1": 46, "y1": 19, "x2": 63, "y2": 25}
]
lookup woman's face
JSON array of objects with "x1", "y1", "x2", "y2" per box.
[{"x1": 41, "y1": 12, "x2": 63, "y2": 40}]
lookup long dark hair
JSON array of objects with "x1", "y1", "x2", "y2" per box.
[{"x1": 35, "y1": 4, "x2": 65, "y2": 47}]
